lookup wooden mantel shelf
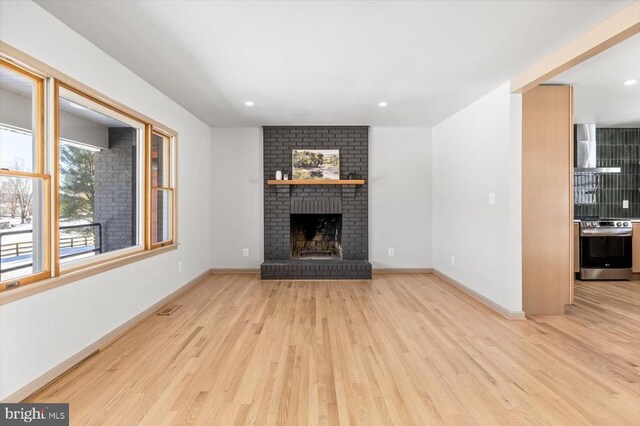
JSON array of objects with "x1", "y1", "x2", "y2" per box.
[{"x1": 267, "y1": 179, "x2": 365, "y2": 185}]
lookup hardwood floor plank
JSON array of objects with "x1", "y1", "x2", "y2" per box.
[{"x1": 27, "y1": 274, "x2": 640, "y2": 425}]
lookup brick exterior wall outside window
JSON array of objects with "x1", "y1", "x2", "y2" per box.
[{"x1": 94, "y1": 127, "x2": 137, "y2": 252}]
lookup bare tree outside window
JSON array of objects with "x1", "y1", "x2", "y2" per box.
[{"x1": 2, "y1": 159, "x2": 33, "y2": 224}]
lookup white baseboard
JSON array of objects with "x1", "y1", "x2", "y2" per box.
[
  {"x1": 432, "y1": 269, "x2": 526, "y2": 320},
  {"x1": 1, "y1": 269, "x2": 213, "y2": 403}
]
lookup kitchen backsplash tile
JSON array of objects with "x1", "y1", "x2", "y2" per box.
[{"x1": 574, "y1": 128, "x2": 639, "y2": 219}]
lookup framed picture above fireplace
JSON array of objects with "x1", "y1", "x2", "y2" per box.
[{"x1": 292, "y1": 149, "x2": 340, "y2": 180}]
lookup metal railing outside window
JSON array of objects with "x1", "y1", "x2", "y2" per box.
[{"x1": 0, "y1": 223, "x2": 102, "y2": 281}]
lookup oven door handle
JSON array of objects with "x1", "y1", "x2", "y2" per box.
[{"x1": 580, "y1": 229, "x2": 632, "y2": 237}]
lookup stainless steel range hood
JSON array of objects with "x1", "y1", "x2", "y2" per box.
[{"x1": 574, "y1": 123, "x2": 621, "y2": 174}]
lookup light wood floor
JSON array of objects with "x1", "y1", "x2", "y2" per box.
[{"x1": 29, "y1": 273, "x2": 640, "y2": 425}]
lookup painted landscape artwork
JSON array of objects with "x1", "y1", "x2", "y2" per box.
[{"x1": 292, "y1": 149, "x2": 340, "y2": 180}]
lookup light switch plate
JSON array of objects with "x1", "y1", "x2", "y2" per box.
[
  {"x1": 489, "y1": 192, "x2": 496, "y2": 204},
  {"x1": 622, "y1": 200, "x2": 629, "y2": 209},
  {"x1": 388, "y1": 248, "x2": 394, "y2": 257},
  {"x1": 451, "y1": 256, "x2": 455, "y2": 266}
]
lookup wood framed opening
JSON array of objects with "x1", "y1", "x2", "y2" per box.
[
  {"x1": 0, "y1": 58, "x2": 51, "y2": 288},
  {"x1": 518, "y1": 2, "x2": 640, "y2": 315},
  {"x1": 148, "y1": 129, "x2": 175, "y2": 248}
]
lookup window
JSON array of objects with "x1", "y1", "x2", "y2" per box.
[
  {"x1": 150, "y1": 131, "x2": 174, "y2": 246},
  {"x1": 0, "y1": 59, "x2": 50, "y2": 286},
  {"x1": 0, "y1": 54, "x2": 176, "y2": 294},
  {"x1": 56, "y1": 85, "x2": 146, "y2": 271}
]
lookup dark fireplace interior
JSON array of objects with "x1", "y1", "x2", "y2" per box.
[{"x1": 290, "y1": 214, "x2": 342, "y2": 260}]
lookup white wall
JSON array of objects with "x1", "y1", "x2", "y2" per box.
[
  {"x1": 210, "y1": 127, "x2": 433, "y2": 269},
  {"x1": 370, "y1": 127, "x2": 432, "y2": 268},
  {"x1": 432, "y1": 82, "x2": 522, "y2": 314},
  {"x1": 0, "y1": 1, "x2": 212, "y2": 400},
  {"x1": 211, "y1": 128, "x2": 263, "y2": 268}
]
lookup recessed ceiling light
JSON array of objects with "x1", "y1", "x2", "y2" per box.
[
  {"x1": 623, "y1": 79, "x2": 637, "y2": 86},
  {"x1": 245, "y1": 101, "x2": 254, "y2": 107},
  {"x1": 378, "y1": 101, "x2": 388, "y2": 107}
]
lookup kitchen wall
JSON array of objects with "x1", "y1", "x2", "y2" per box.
[
  {"x1": 574, "y1": 128, "x2": 640, "y2": 219},
  {"x1": 211, "y1": 127, "x2": 433, "y2": 269},
  {"x1": 0, "y1": 1, "x2": 212, "y2": 401},
  {"x1": 432, "y1": 82, "x2": 523, "y2": 315}
]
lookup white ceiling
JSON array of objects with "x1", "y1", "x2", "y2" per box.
[
  {"x1": 548, "y1": 33, "x2": 640, "y2": 127},
  {"x1": 35, "y1": 0, "x2": 633, "y2": 127}
]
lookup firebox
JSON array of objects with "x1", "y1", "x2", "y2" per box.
[{"x1": 290, "y1": 214, "x2": 342, "y2": 260}]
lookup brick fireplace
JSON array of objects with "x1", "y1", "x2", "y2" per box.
[{"x1": 261, "y1": 126, "x2": 372, "y2": 279}]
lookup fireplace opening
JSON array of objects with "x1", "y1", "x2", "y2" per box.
[{"x1": 290, "y1": 214, "x2": 342, "y2": 260}]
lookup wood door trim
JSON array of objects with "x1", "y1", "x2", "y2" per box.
[
  {"x1": 633, "y1": 223, "x2": 640, "y2": 273},
  {"x1": 522, "y1": 86, "x2": 573, "y2": 315}
]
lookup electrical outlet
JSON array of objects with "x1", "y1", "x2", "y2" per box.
[
  {"x1": 489, "y1": 192, "x2": 496, "y2": 205},
  {"x1": 242, "y1": 248, "x2": 249, "y2": 257},
  {"x1": 388, "y1": 248, "x2": 394, "y2": 257},
  {"x1": 622, "y1": 200, "x2": 629, "y2": 209},
  {"x1": 178, "y1": 261, "x2": 183, "y2": 272},
  {"x1": 451, "y1": 256, "x2": 456, "y2": 266}
]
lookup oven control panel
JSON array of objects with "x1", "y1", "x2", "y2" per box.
[{"x1": 580, "y1": 221, "x2": 631, "y2": 228}]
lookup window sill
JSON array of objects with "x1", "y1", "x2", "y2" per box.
[{"x1": 0, "y1": 244, "x2": 178, "y2": 305}]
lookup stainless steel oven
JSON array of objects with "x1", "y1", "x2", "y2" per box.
[{"x1": 579, "y1": 220, "x2": 632, "y2": 280}]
